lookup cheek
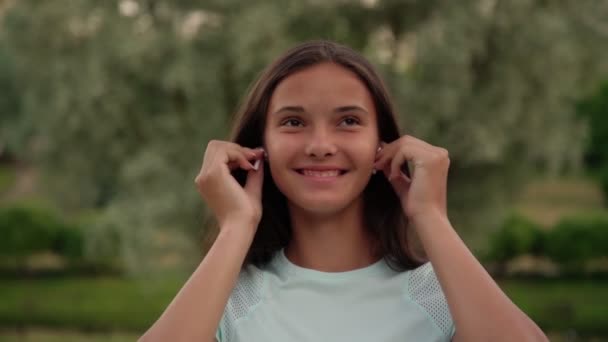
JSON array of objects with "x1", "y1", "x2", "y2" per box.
[
  {"x1": 266, "y1": 136, "x2": 297, "y2": 160},
  {"x1": 264, "y1": 135, "x2": 301, "y2": 178},
  {"x1": 343, "y1": 138, "x2": 377, "y2": 164}
]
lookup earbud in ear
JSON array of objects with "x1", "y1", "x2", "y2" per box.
[{"x1": 372, "y1": 146, "x2": 382, "y2": 175}]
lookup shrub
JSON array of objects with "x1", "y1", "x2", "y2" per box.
[
  {"x1": 0, "y1": 205, "x2": 62, "y2": 260},
  {"x1": 485, "y1": 213, "x2": 544, "y2": 263},
  {"x1": 0, "y1": 204, "x2": 87, "y2": 270},
  {"x1": 545, "y1": 213, "x2": 608, "y2": 267},
  {"x1": 52, "y1": 224, "x2": 85, "y2": 261},
  {"x1": 0, "y1": 166, "x2": 16, "y2": 192},
  {"x1": 577, "y1": 81, "x2": 608, "y2": 201}
]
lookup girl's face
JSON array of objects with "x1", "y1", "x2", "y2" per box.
[{"x1": 264, "y1": 62, "x2": 379, "y2": 215}]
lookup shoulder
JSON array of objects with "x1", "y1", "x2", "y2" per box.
[
  {"x1": 227, "y1": 263, "x2": 267, "y2": 318},
  {"x1": 404, "y1": 262, "x2": 456, "y2": 339},
  {"x1": 216, "y1": 263, "x2": 268, "y2": 342}
]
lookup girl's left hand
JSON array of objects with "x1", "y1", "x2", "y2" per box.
[{"x1": 374, "y1": 135, "x2": 450, "y2": 223}]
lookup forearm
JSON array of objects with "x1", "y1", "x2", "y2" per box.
[
  {"x1": 140, "y1": 221, "x2": 256, "y2": 342},
  {"x1": 411, "y1": 212, "x2": 548, "y2": 341}
]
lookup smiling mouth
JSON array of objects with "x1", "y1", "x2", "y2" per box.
[{"x1": 295, "y1": 169, "x2": 349, "y2": 177}]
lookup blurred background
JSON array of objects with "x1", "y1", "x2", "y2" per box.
[{"x1": 0, "y1": 0, "x2": 607, "y2": 341}]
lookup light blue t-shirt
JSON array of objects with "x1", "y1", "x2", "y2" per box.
[{"x1": 216, "y1": 248, "x2": 456, "y2": 342}]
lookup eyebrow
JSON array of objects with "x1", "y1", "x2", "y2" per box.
[{"x1": 273, "y1": 105, "x2": 369, "y2": 115}]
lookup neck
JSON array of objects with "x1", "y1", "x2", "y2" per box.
[{"x1": 285, "y1": 197, "x2": 381, "y2": 272}]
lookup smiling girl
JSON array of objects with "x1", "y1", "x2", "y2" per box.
[{"x1": 141, "y1": 40, "x2": 548, "y2": 342}]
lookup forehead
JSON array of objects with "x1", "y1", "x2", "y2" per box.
[{"x1": 268, "y1": 62, "x2": 375, "y2": 112}]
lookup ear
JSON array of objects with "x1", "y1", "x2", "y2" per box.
[{"x1": 372, "y1": 146, "x2": 383, "y2": 175}]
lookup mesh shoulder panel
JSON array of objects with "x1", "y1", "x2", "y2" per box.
[
  {"x1": 406, "y1": 262, "x2": 454, "y2": 337},
  {"x1": 217, "y1": 265, "x2": 266, "y2": 342}
]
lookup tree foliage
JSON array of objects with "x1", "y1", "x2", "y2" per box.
[
  {"x1": 1, "y1": 0, "x2": 607, "y2": 272},
  {"x1": 577, "y1": 81, "x2": 608, "y2": 200}
]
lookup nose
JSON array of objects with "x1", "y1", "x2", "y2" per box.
[{"x1": 304, "y1": 127, "x2": 338, "y2": 159}]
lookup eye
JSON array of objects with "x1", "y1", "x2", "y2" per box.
[
  {"x1": 280, "y1": 118, "x2": 304, "y2": 127},
  {"x1": 339, "y1": 116, "x2": 361, "y2": 127}
]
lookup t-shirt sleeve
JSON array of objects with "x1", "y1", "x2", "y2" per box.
[
  {"x1": 213, "y1": 265, "x2": 266, "y2": 342},
  {"x1": 406, "y1": 262, "x2": 456, "y2": 340},
  {"x1": 215, "y1": 316, "x2": 224, "y2": 342}
]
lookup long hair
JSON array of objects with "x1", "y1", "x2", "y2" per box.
[{"x1": 226, "y1": 40, "x2": 424, "y2": 272}]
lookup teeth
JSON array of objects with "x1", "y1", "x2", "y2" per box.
[{"x1": 301, "y1": 170, "x2": 341, "y2": 177}]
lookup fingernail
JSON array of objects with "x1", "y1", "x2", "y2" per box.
[
  {"x1": 253, "y1": 159, "x2": 260, "y2": 170},
  {"x1": 372, "y1": 168, "x2": 377, "y2": 175}
]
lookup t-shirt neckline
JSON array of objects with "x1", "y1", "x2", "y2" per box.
[{"x1": 275, "y1": 248, "x2": 389, "y2": 280}]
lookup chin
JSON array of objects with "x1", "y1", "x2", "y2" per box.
[{"x1": 288, "y1": 194, "x2": 358, "y2": 216}]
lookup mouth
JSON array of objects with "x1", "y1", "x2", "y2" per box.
[{"x1": 294, "y1": 169, "x2": 349, "y2": 177}]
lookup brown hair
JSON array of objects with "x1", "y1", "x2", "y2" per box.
[{"x1": 227, "y1": 40, "x2": 423, "y2": 272}]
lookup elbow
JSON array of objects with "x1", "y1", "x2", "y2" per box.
[
  {"x1": 138, "y1": 331, "x2": 152, "y2": 342},
  {"x1": 504, "y1": 306, "x2": 549, "y2": 342},
  {"x1": 509, "y1": 317, "x2": 548, "y2": 342},
  {"x1": 526, "y1": 320, "x2": 549, "y2": 342},
  {"x1": 139, "y1": 329, "x2": 214, "y2": 342},
  {"x1": 139, "y1": 329, "x2": 163, "y2": 342},
  {"x1": 480, "y1": 317, "x2": 549, "y2": 342}
]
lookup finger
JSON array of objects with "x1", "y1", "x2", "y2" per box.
[
  {"x1": 377, "y1": 136, "x2": 433, "y2": 162},
  {"x1": 221, "y1": 142, "x2": 261, "y2": 160},
  {"x1": 403, "y1": 135, "x2": 436, "y2": 150},
  {"x1": 374, "y1": 140, "x2": 398, "y2": 163},
  {"x1": 244, "y1": 156, "x2": 264, "y2": 199},
  {"x1": 375, "y1": 148, "x2": 397, "y2": 180},
  {"x1": 231, "y1": 147, "x2": 264, "y2": 167},
  {"x1": 389, "y1": 149, "x2": 409, "y2": 181},
  {"x1": 390, "y1": 170, "x2": 411, "y2": 197},
  {"x1": 374, "y1": 156, "x2": 388, "y2": 171},
  {"x1": 374, "y1": 146, "x2": 396, "y2": 171},
  {"x1": 374, "y1": 144, "x2": 390, "y2": 166},
  {"x1": 380, "y1": 160, "x2": 392, "y2": 180},
  {"x1": 401, "y1": 160, "x2": 412, "y2": 180},
  {"x1": 225, "y1": 148, "x2": 256, "y2": 171},
  {"x1": 377, "y1": 154, "x2": 409, "y2": 197},
  {"x1": 389, "y1": 145, "x2": 426, "y2": 181},
  {"x1": 240, "y1": 146, "x2": 264, "y2": 160}
]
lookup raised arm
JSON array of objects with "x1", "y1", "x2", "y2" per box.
[
  {"x1": 413, "y1": 213, "x2": 548, "y2": 342},
  {"x1": 139, "y1": 223, "x2": 256, "y2": 342},
  {"x1": 140, "y1": 141, "x2": 265, "y2": 341},
  {"x1": 374, "y1": 135, "x2": 548, "y2": 341}
]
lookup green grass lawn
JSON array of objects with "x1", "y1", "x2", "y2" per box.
[
  {"x1": 499, "y1": 278, "x2": 608, "y2": 336},
  {"x1": 0, "y1": 275, "x2": 606, "y2": 338},
  {"x1": 0, "y1": 166, "x2": 16, "y2": 193},
  {"x1": 0, "y1": 329, "x2": 138, "y2": 342},
  {"x1": 0, "y1": 274, "x2": 187, "y2": 333}
]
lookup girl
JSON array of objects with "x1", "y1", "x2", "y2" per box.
[{"x1": 141, "y1": 40, "x2": 548, "y2": 342}]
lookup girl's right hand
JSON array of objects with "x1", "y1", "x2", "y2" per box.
[{"x1": 194, "y1": 140, "x2": 265, "y2": 229}]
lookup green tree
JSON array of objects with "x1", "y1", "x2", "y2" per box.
[
  {"x1": 0, "y1": 42, "x2": 23, "y2": 157},
  {"x1": 2, "y1": 0, "x2": 608, "y2": 272},
  {"x1": 577, "y1": 81, "x2": 608, "y2": 201},
  {"x1": 0, "y1": 205, "x2": 61, "y2": 270}
]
